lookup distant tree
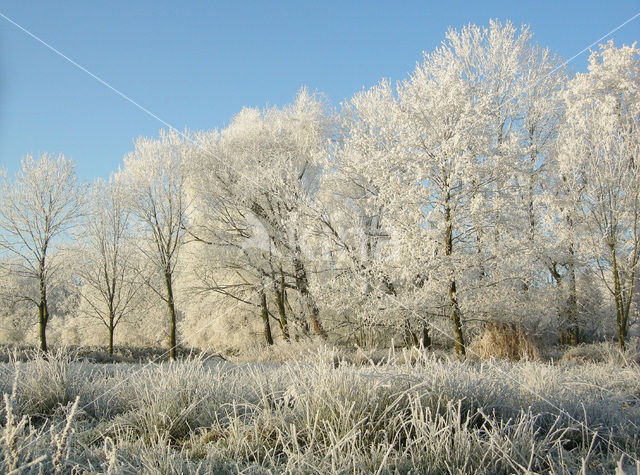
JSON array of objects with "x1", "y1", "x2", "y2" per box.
[
  {"x1": 0, "y1": 154, "x2": 85, "y2": 352},
  {"x1": 0, "y1": 265, "x2": 35, "y2": 343},
  {"x1": 121, "y1": 131, "x2": 189, "y2": 359}
]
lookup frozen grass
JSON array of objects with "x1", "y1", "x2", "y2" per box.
[
  {"x1": 0, "y1": 344, "x2": 225, "y2": 364},
  {"x1": 1, "y1": 347, "x2": 639, "y2": 473},
  {"x1": 559, "y1": 340, "x2": 640, "y2": 366}
]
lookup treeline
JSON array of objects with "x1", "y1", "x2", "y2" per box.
[{"x1": 0, "y1": 21, "x2": 638, "y2": 356}]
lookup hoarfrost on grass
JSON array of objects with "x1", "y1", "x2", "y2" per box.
[{"x1": 0, "y1": 348, "x2": 639, "y2": 473}]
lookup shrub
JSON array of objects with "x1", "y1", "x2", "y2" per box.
[{"x1": 469, "y1": 322, "x2": 543, "y2": 361}]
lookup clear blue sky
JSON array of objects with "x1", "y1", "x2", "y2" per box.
[{"x1": 0, "y1": 1, "x2": 638, "y2": 180}]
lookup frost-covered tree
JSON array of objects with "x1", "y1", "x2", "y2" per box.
[
  {"x1": 319, "y1": 82, "x2": 420, "y2": 346},
  {"x1": 6, "y1": 23, "x2": 637, "y2": 356},
  {"x1": 336, "y1": 26, "x2": 498, "y2": 356},
  {"x1": 189, "y1": 89, "x2": 331, "y2": 340},
  {"x1": 458, "y1": 21, "x2": 566, "y2": 334},
  {"x1": 180, "y1": 192, "x2": 284, "y2": 346},
  {"x1": 121, "y1": 131, "x2": 189, "y2": 359},
  {"x1": 75, "y1": 177, "x2": 143, "y2": 354},
  {"x1": 0, "y1": 154, "x2": 85, "y2": 352},
  {"x1": 557, "y1": 41, "x2": 640, "y2": 349},
  {"x1": 325, "y1": 21, "x2": 570, "y2": 354}
]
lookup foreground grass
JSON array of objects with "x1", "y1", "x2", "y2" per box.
[{"x1": 0, "y1": 347, "x2": 639, "y2": 474}]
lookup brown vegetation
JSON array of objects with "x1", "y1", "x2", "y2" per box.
[{"x1": 469, "y1": 322, "x2": 542, "y2": 361}]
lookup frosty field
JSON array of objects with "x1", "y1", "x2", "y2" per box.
[{"x1": 1, "y1": 347, "x2": 639, "y2": 474}]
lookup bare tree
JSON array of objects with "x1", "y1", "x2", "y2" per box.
[
  {"x1": 0, "y1": 154, "x2": 85, "y2": 352},
  {"x1": 76, "y1": 177, "x2": 143, "y2": 354}
]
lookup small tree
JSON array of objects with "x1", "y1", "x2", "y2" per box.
[
  {"x1": 0, "y1": 154, "x2": 85, "y2": 352},
  {"x1": 76, "y1": 177, "x2": 143, "y2": 354}
]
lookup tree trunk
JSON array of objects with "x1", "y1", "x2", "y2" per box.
[
  {"x1": 108, "y1": 309, "x2": 115, "y2": 355},
  {"x1": 275, "y1": 271, "x2": 289, "y2": 341},
  {"x1": 293, "y1": 255, "x2": 326, "y2": 339},
  {"x1": 445, "y1": 194, "x2": 465, "y2": 357},
  {"x1": 566, "y1": 242, "x2": 579, "y2": 345},
  {"x1": 165, "y1": 270, "x2": 178, "y2": 360},
  {"x1": 421, "y1": 324, "x2": 431, "y2": 349},
  {"x1": 622, "y1": 268, "x2": 635, "y2": 351},
  {"x1": 260, "y1": 290, "x2": 274, "y2": 345},
  {"x1": 38, "y1": 298, "x2": 48, "y2": 353},
  {"x1": 449, "y1": 279, "x2": 465, "y2": 357},
  {"x1": 404, "y1": 319, "x2": 417, "y2": 347},
  {"x1": 38, "y1": 266, "x2": 48, "y2": 353},
  {"x1": 611, "y1": 247, "x2": 628, "y2": 350}
]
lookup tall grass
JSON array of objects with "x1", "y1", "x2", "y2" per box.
[{"x1": 0, "y1": 347, "x2": 639, "y2": 473}]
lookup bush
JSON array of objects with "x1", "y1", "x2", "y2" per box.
[{"x1": 469, "y1": 322, "x2": 543, "y2": 361}]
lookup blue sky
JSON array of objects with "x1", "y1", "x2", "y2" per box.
[{"x1": 0, "y1": 1, "x2": 638, "y2": 180}]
